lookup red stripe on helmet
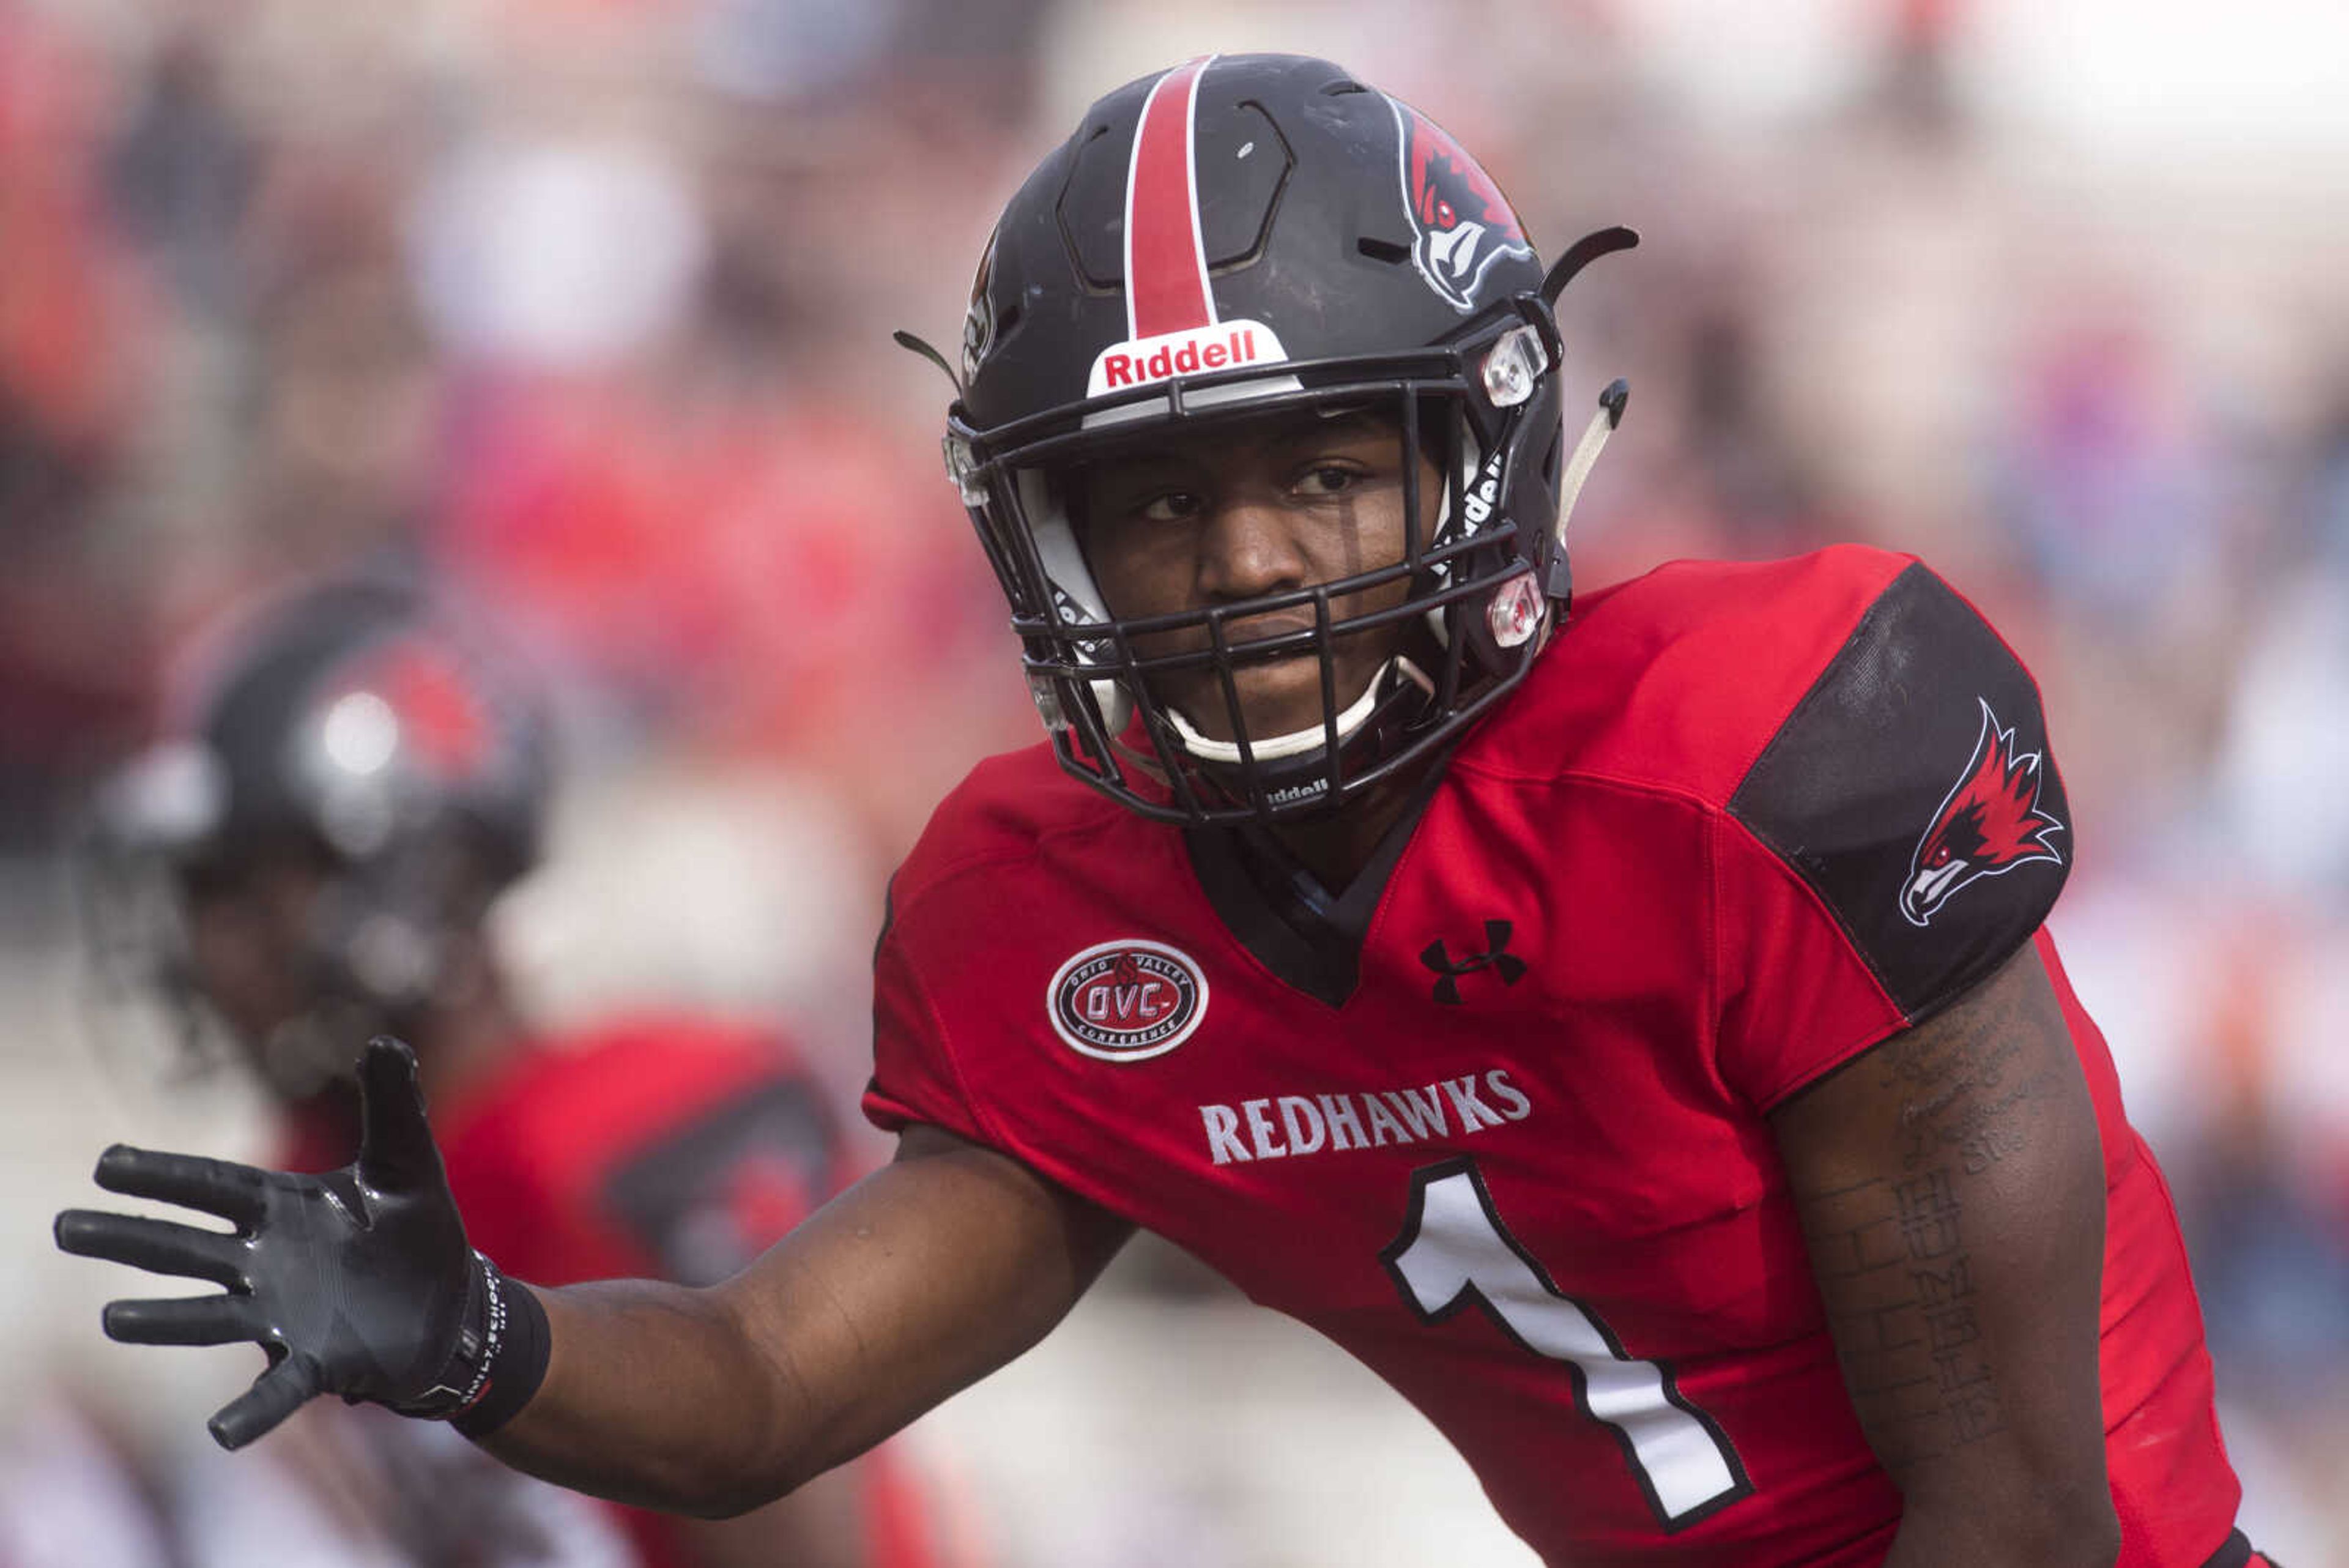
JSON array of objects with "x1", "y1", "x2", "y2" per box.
[{"x1": 1123, "y1": 57, "x2": 1217, "y2": 341}]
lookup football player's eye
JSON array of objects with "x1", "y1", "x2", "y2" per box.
[
  {"x1": 1296, "y1": 464, "x2": 1365, "y2": 497},
  {"x1": 1135, "y1": 489, "x2": 1204, "y2": 524}
]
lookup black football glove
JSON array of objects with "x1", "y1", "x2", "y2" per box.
[{"x1": 54, "y1": 1036, "x2": 530, "y2": 1450}]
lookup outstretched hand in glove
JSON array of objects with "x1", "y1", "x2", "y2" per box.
[{"x1": 54, "y1": 1036, "x2": 544, "y2": 1449}]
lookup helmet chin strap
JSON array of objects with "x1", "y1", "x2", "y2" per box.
[
  {"x1": 1162, "y1": 656, "x2": 1433, "y2": 764},
  {"x1": 1540, "y1": 378, "x2": 1630, "y2": 605},
  {"x1": 1559, "y1": 381, "x2": 1628, "y2": 548}
]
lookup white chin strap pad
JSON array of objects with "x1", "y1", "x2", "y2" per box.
[{"x1": 1161, "y1": 656, "x2": 1427, "y2": 764}]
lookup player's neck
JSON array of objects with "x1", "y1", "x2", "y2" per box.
[{"x1": 1263, "y1": 753, "x2": 1439, "y2": 896}]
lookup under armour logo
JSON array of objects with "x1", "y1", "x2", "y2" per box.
[{"x1": 1420, "y1": 920, "x2": 1527, "y2": 1005}]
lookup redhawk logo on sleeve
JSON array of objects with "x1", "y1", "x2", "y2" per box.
[
  {"x1": 1049, "y1": 939, "x2": 1209, "y2": 1061},
  {"x1": 1902, "y1": 698, "x2": 2066, "y2": 926}
]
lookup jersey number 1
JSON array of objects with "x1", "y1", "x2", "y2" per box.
[{"x1": 1382, "y1": 1158, "x2": 1749, "y2": 1531}]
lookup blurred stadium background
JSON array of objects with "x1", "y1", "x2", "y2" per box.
[{"x1": 3, "y1": 0, "x2": 2345, "y2": 1562}]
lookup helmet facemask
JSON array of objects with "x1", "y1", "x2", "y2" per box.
[{"x1": 952, "y1": 303, "x2": 1567, "y2": 825}]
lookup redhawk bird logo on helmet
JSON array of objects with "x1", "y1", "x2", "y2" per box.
[
  {"x1": 961, "y1": 228, "x2": 999, "y2": 387},
  {"x1": 1389, "y1": 98, "x2": 1533, "y2": 313},
  {"x1": 1902, "y1": 698, "x2": 2067, "y2": 927},
  {"x1": 324, "y1": 640, "x2": 498, "y2": 781}
]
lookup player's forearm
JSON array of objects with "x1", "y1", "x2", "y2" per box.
[
  {"x1": 1776, "y1": 952, "x2": 2121, "y2": 1567},
  {"x1": 478, "y1": 1277, "x2": 818, "y2": 1518},
  {"x1": 476, "y1": 1128, "x2": 1130, "y2": 1518},
  {"x1": 1882, "y1": 1492, "x2": 2120, "y2": 1568}
]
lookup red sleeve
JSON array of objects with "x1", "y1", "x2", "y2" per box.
[
  {"x1": 862, "y1": 904, "x2": 994, "y2": 1146},
  {"x1": 860, "y1": 752, "x2": 1093, "y2": 1151},
  {"x1": 1711, "y1": 811, "x2": 1910, "y2": 1109}
]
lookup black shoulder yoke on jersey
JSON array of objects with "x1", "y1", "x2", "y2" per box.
[{"x1": 1729, "y1": 562, "x2": 2071, "y2": 1025}]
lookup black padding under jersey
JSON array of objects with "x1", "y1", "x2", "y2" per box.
[{"x1": 1727, "y1": 563, "x2": 2070, "y2": 1024}]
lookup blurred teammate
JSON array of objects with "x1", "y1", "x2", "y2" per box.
[
  {"x1": 62, "y1": 55, "x2": 2269, "y2": 1567},
  {"x1": 82, "y1": 578, "x2": 944, "y2": 1568}
]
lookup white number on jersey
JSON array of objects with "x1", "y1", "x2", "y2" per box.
[{"x1": 1382, "y1": 1158, "x2": 1748, "y2": 1529}]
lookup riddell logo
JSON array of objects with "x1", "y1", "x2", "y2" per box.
[
  {"x1": 1456, "y1": 450, "x2": 1507, "y2": 532},
  {"x1": 1901, "y1": 698, "x2": 2066, "y2": 927},
  {"x1": 1086, "y1": 321, "x2": 1288, "y2": 398}
]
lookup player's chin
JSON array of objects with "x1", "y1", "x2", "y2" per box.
[{"x1": 1160, "y1": 654, "x2": 1382, "y2": 745}]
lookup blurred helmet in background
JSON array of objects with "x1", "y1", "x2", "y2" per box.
[
  {"x1": 944, "y1": 52, "x2": 1582, "y2": 824},
  {"x1": 83, "y1": 577, "x2": 553, "y2": 1099}
]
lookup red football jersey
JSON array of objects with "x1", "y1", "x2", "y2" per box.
[
  {"x1": 293, "y1": 1017, "x2": 946, "y2": 1568},
  {"x1": 864, "y1": 546, "x2": 2243, "y2": 1567}
]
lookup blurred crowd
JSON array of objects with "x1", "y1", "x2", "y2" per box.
[{"x1": 2, "y1": 0, "x2": 2343, "y2": 1562}]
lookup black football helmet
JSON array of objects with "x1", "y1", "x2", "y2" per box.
[
  {"x1": 82, "y1": 577, "x2": 552, "y2": 1096},
  {"x1": 935, "y1": 53, "x2": 1630, "y2": 824}
]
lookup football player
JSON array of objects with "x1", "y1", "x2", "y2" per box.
[
  {"x1": 61, "y1": 55, "x2": 2269, "y2": 1567},
  {"x1": 76, "y1": 578, "x2": 947, "y2": 1568}
]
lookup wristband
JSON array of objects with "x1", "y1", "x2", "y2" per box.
[
  {"x1": 392, "y1": 1252, "x2": 551, "y2": 1437},
  {"x1": 450, "y1": 1257, "x2": 551, "y2": 1438}
]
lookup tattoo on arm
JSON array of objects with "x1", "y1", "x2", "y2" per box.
[
  {"x1": 1778, "y1": 954, "x2": 2082, "y2": 1471},
  {"x1": 1803, "y1": 1167, "x2": 2002, "y2": 1465}
]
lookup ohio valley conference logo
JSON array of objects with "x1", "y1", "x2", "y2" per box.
[{"x1": 1048, "y1": 938, "x2": 1208, "y2": 1061}]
